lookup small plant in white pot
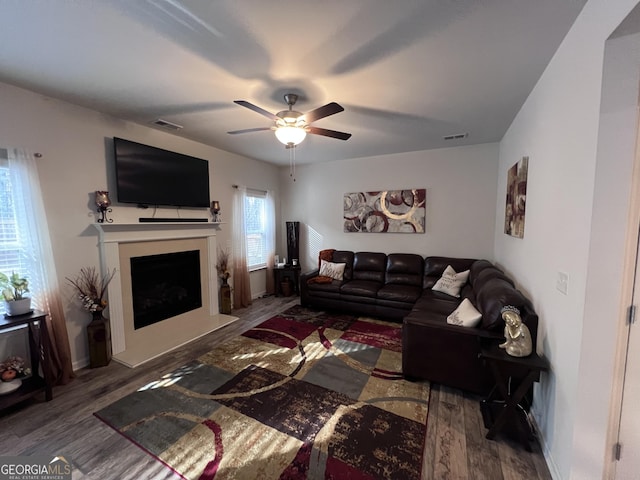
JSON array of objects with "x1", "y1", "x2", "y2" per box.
[{"x1": 0, "y1": 271, "x2": 31, "y2": 316}]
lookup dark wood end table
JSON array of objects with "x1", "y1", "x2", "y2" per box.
[
  {"x1": 479, "y1": 343, "x2": 549, "y2": 451},
  {"x1": 0, "y1": 310, "x2": 53, "y2": 411},
  {"x1": 274, "y1": 265, "x2": 301, "y2": 296}
]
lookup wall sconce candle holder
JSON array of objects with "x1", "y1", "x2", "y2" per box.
[
  {"x1": 95, "y1": 190, "x2": 113, "y2": 223},
  {"x1": 211, "y1": 200, "x2": 221, "y2": 222}
]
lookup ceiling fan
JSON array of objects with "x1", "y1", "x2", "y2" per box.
[{"x1": 227, "y1": 94, "x2": 352, "y2": 147}]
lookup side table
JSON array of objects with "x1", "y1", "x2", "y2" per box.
[
  {"x1": 0, "y1": 310, "x2": 53, "y2": 411},
  {"x1": 479, "y1": 343, "x2": 549, "y2": 451},
  {"x1": 274, "y1": 265, "x2": 301, "y2": 296}
]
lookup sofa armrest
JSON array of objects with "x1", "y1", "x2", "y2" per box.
[
  {"x1": 299, "y1": 269, "x2": 320, "y2": 306},
  {"x1": 300, "y1": 268, "x2": 320, "y2": 283}
]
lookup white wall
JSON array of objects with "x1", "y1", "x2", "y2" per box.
[
  {"x1": 279, "y1": 143, "x2": 499, "y2": 272},
  {"x1": 494, "y1": 1, "x2": 640, "y2": 478},
  {"x1": 0, "y1": 81, "x2": 280, "y2": 369}
]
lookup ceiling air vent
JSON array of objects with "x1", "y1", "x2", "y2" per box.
[
  {"x1": 151, "y1": 118, "x2": 183, "y2": 131},
  {"x1": 443, "y1": 133, "x2": 468, "y2": 140}
]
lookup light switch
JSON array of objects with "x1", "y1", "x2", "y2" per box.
[{"x1": 556, "y1": 271, "x2": 568, "y2": 295}]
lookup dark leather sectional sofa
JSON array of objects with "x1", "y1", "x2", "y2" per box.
[{"x1": 300, "y1": 251, "x2": 538, "y2": 394}]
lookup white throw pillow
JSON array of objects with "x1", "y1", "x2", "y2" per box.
[
  {"x1": 432, "y1": 265, "x2": 470, "y2": 298},
  {"x1": 447, "y1": 298, "x2": 482, "y2": 327},
  {"x1": 319, "y1": 259, "x2": 346, "y2": 281}
]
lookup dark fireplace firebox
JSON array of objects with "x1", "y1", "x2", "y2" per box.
[{"x1": 130, "y1": 250, "x2": 202, "y2": 330}]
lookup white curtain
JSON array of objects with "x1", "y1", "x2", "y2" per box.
[
  {"x1": 265, "y1": 190, "x2": 276, "y2": 295},
  {"x1": 232, "y1": 186, "x2": 252, "y2": 308},
  {"x1": 7, "y1": 148, "x2": 74, "y2": 384}
]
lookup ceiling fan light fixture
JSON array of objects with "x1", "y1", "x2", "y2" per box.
[
  {"x1": 230, "y1": 93, "x2": 350, "y2": 148},
  {"x1": 275, "y1": 126, "x2": 307, "y2": 146}
]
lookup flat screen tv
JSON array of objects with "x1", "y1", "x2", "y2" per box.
[{"x1": 113, "y1": 137, "x2": 210, "y2": 208}]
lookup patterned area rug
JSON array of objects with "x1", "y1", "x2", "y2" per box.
[{"x1": 95, "y1": 306, "x2": 430, "y2": 479}]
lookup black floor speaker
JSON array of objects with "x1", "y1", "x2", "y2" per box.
[{"x1": 286, "y1": 221, "x2": 300, "y2": 263}]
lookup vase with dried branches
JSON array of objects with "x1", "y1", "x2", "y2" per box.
[
  {"x1": 67, "y1": 267, "x2": 116, "y2": 367},
  {"x1": 66, "y1": 267, "x2": 115, "y2": 318},
  {"x1": 216, "y1": 247, "x2": 231, "y2": 285},
  {"x1": 216, "y1": 247, "x2": 232, "y2": 314}
]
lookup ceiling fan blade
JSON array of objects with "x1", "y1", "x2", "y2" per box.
[
  {"x1": 303, "y1": 102, "x2": 344, "y2": 123},
  {"x1": 234, "y1": 100, "x2": 279, "y2": 121},
  {"x1": 227, "y1": 127, "x2": 272, "y2": 135},
  {"x1": 307, "y1": 126, "x2": 352, "y2": 141}
]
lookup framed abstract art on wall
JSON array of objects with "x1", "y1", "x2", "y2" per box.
[
  {"x1": 343, "y1": 188, "x2": 426, "y2": 233},
  {"x1": 504, "y1": 156, "x2": 528, "y2": 238}
]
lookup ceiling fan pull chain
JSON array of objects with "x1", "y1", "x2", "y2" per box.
[
  {"x1": 289, "y1": 145, "x2": 296, "y2": 182},
  {"x1": 289, "y1": 146, "x2": 293, "y2": 177}
]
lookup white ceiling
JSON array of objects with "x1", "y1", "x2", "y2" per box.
[{"x1": 0, "y1": 0, "x2": 586, "y2": 166}]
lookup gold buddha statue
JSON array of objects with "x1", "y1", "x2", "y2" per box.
[{"x1": 499, "y1": 306, "x2": 532, "y2": 357}]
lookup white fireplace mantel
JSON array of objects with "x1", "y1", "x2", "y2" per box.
[
  {"x1": 93, "y1": 222, "x2": 221, "y2": 242},
  {"x1": 92, "y1": 222, "x2": 236, "y2": 367}
]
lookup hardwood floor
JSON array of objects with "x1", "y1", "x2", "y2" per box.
[{"x1": 0, "y1": 296, "x2": 552, "y2": 479}]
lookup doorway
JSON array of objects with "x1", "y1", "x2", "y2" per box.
[
  {"x1": 614, "y1": 226, "x2": 640, "y2": 478},
  {"x1": 607, "y1": 32, "x2": 640, "y2": 476},
  {"x1": 600, "y1": 9, "x2": 640, "y2": 478}
]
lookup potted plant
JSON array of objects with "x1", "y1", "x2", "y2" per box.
[
  {"x1": 0, "y1": 271, "x2": 31, "y2": 316},
  {"x1": 0, "y1": 355, "x2": 32, "y2": 395},
  {"x1": 0, "y1": 355, "x2": 31, "y2": 382}
]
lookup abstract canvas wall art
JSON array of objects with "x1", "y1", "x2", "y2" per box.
[
  {"x1": 504, "y1": 156, "x2": 528, "y2": 238},
  {"x1": 343, "y1": 189, "x2": 426, "y2": 233}
]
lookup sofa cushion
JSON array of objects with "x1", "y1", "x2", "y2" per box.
[
  {"x1": 469, "y1": 259, "x2": 495, "y2": 282},
  {"x1": 352, "y1": 252, "x2": 387, "y2": 283},
  {"x1": 432, "y1": 265, "x2": 470, "y2": 298},
  {"x1": 340, "y1": 293, "x2": 378, "y2": 305},
  {"x1": 476, "y1": 277, "x2": 529, "y2": 330},
  {"x1": 412, "y1": 290, "x2": 461, "y2": 316},
  {"x1": 460, "y1": 284, "x2": 476, "y2": 304},
  {"x1": 319, "y1": 259, "x2": 346, "y2": 281},
  {"x1": 305, "y1": 279, "x2": 341, "y2": 294},
  {"x1": 377, "y1": 284, "x2": 422, "y2": 303},
  {"x1": 447, "y1": 298, "x2": 482, "y2": 327},
  {"x1": 340, "y1": 279, "x2": 381, "y2": 298},
  {"x1": 423, "y1": 256, "x2": 476, "y2": 288},
  {"x1": 404, "y1": 309, "x2": 503, "y2": 339},
  {"x1": 385, "y1": 253, "x2": 424, "y2": 286},
  {"x1": 332, "y1": 251, "x2": 354, "y2": 281},
  {"x1": 471, "y1": 266, "x2": 514, "y2": 291}
]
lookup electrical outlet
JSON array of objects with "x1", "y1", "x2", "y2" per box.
[{"x1": 556, "y1": 272, "x2": 568, "y2": 295}]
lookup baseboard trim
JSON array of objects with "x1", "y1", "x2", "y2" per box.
[
  {"x1": 72, "y1": 357, "x2": 89, "y2": 372},
  {"x1": 531, "y1": 408, "x2": 561, "y2": 480},
  {"x1": 252, "y1": 290, "x2": 267, "y2": 300}
]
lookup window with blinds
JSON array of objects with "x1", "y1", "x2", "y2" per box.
[
  {"x1": 0, "y1": 156, "x2": 24, "y2": 314},
  {"x1": 245, "y1": 191, "x2": 267, "y2": 270}
]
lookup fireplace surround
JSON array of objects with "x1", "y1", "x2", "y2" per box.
[{"x1": 93, "y1": 223, "x2": 237, "y2": 367}]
